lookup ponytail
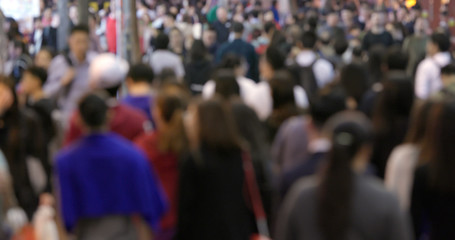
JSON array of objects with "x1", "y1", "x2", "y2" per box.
[{"x1": 317, "y1": 114, "x2": 372, "y2": 240}]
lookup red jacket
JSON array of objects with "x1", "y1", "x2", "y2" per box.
[
  {"x1": 135, "y1": 132, "x2": 179, "y2": 232},
  {"x1": 64, "y1": 104, "x2": 148, "y2": 146}
]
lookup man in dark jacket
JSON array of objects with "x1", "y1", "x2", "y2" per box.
[{"x1": 215, "y1": 22, "x2": 259, "y2": 82}]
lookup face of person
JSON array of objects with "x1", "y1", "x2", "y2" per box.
[
  {"x1": 259, "y1": 56, "x2": 274, "y2": 81},
  {"x1": 203, "y1": 30, "x2": 216, "y2": 47},
  {"x1": 414, "y1": 18, "x2": 428, "y2": 35},
  {"x1": 170, "y1": 29, "x2": 183, "y2": 48},
  {"x1": 69, "y1": 31, "x2": 89, "y2": 59},
  {"x1": 371, "y1": 12, "x2": 386, "y2": 28},
  {"x1": 0, "y1": 83, "x2": 14, "y2": 115},
  {"x1": 327, "y1": 13, "x2": 339, "y2": 27},
  {"x1": 20, "y1": 72, "x2": 41, "y2": 95},
  {"x1": 341, "y1": 10, "x2": 353, "y2": 24},
  {"x1": 217, "y1": 8, "x2": 228, "y2": 23},
  {"x1": 34, "y1": 50, "x2": 53, "y2": 70},
  {"x1": 427, "y1": 40, "x2": 438, "y2": 56}
]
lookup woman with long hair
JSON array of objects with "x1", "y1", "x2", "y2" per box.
[
  {"x1": 385, "y1": 101, "x2": 434, "y2": 210},
  {"x1": 135, "y1": 83, "x2": 190, "y2": 240},
  {"x1": 0, "y1": 76, "x2": 50, "y2": 219},
  {"x1": 275, "y1": 111, "x2": 411, "y2": 240},
  {"x1": 176, "y1": 97, "x2": 255, "y2": 240},
  {"x1": 411, "y1": 99, "x2": 455, "y2": 239}
]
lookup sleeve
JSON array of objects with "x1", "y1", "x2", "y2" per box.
[
  {"x1": 43, "y1": 56, "x2": 68, "y2": 98},
  {"x1": 63, "y1": 111, "x2": 83, "y2": 147},
  {"x1": 175, "y1": 155, "x2": 198, "y2": 239},
  {"x1": 410, "y1": 167, "x2": 427, "y2": 239},
  {"x1": 274, "y1": 180, "x2": 304, "y2": 240},
  {"x1": 384, "y1": 199, "x2": 413, "y2": 240},
  {"x1": 384, "y1": 147, "x2": 406, "y2": 209},
  {"x1": 414, "y1": 61, "x2": 430, "y2": 99},
  {"x1": 55, "y1": 157, "x2": 77, "y2": 231}
]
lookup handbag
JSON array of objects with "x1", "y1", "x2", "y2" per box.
[{"x1": 242, "y1": 152, "x2": 272, "y2": 240}]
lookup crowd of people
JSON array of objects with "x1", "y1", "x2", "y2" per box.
[{"x1": 0, "y1": 0, "x2": 454, "y2": 239}]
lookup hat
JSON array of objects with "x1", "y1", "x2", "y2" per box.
[{"x1": 89, "y1": 53, "x2": 129, "y2": 90}]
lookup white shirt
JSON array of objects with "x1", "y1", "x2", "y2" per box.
[
  {"x1": 415, "y1": 52, "x2": 452, "y2": 99},
  {"x1": 149, "y1": 50, "x2": 185, "y2": 79},
  {"x1": 296, "y1": 50, "x2": 335, "y2": 88},
  {"x1": 248, "y1": 82, "x2": 309, "y2": 120},
  {"x1": 202, "y1": 76, "x2": 257, "y2": 101},
  {"x1": 385, "y1": 144, "x2": 420, "y2": 210}
]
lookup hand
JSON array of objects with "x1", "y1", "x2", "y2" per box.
[{"x1": 61, "y1": 68, "x2": 76, "y2": 86}]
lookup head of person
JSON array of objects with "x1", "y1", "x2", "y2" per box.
[
  {"x1": 264, "y1": 21, "x2": 276, "y2": 37},
  {"x1": 405, "y1": 101, "x2": 434, "y2": 145},
  {"x1": 309, "y1": 86, "x2": 348, "y2": 130},
  {"x1": 202, "y1": 26, "x2": 217, "y2": 47},
  {"x1": 441, "y1": 63, "x2": 455, "y2": 87},
  {"x1": 341, "y1": 8, "x2": 354, "y2": 25},
  {"x1": 169, "y1": 27, "x2": 183, "y2": 49},
  {"x1": 34, "y1": 48, "x2": 54, "y2": 70},
  {"x1": 218, "y1": 54, "x2": 246, "y2": 77},
  {"x1": 189, "y1": 39, "x2": 209, "y2": 62},
  {"x1": 372, "y1": 76, "x2": 414, "y2": 135},
  {"x1": 427, "y1": 33, "x2": 451, "y2": 56},
  {"x1": 88, "y1": 53, "x2": 129, "y2": 97},
  {"x1": 414, "y1": 17, "x2": 429, "y2": 36},
  {"x1": 125, "y1": 63, "x2": 154, "y2": 88},
  {"x1": 155, "y1": 32, "x2": 170, "y2": 50},
  {"x1": 232, "y1": 21, "x2": 244, "y2": 38},
  {"x1": 318, "y1": 111, "x2": 372, "y2": 240},
  {"x1": 421, "y1": 100, "x2": 455, "y2": 192},
  {"x1": 69, "y1": 25, "x2": 90, "y2": 61},
  {"x1": 340, "y1": 64, "x2": 369, "y2": 106},
  {"x1": 153, "y1": 83, "x2": 190, "y2": 154},
  {"x1": 269, "y1": 70, "x2": 296, "y2": 110},
  {"x1": 326, "y1": 11, "x2": 339, "y2": 27},
  {"x1": 184, "y1": 97, "x2": 242, "y2": 152},
  {"x1": 260, "y1": 46, "x2": 286, "y2": 81},
  {"x1": 11, "y1": 40, "x2": 27, "y2": 58},
  {"x1": 77, "y1": 92, "x2": 110, "y2": 133},
  {"x1": 300, "y1": 31, "x2": 317, "y2": 50},
  {"x1": 371, "y1": 10, "x2": 387, "y2": 29},
  {"x1": 164, "y1": 12, "x2": 177, "y2": 28},
  {"x1": 367, "y1": 45, "x2": 387, "y2": 84},
  {"x1": 216, "y1": 7, "x2": 228, "y2": 23},
  {"x1": 334, "y1": 37, "x2": 348, "y2": 56},
  {"x1": 214, "y1": 69, "x2": 240, "y2": 99},
  {"x1": 385, "y1": 45, "x2": 409, "y2": 72},
  {"x1": 0, "y1": 76, "x2": 17, "y2": 116},
  {"x1": 20, "y1": 66, "x2": 47, "y2": 95}
]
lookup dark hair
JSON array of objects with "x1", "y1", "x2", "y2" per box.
[
  {"x1": 218, "y1": 54, "x2": 242, "y2": 69},
  {"x1": 441, "y1": 63, "x2": 455, "y2": 76},
  {"x1": 13, "y1": 40, "x2": 28, "y2": 55},
  {"x1": 232, "y1": 21, "x2": 244, "y2": 33},
  {"x1": 214, "y1": 69, "x2": 240, "y2": 99},
  {"x1": 155, "y1": 33, "x2": 170, "y2": 50},
  {"x1": 127, "y1": 63, "x2": 155, "y2": 83},
  {"x1": 264, "y1": 21, "x2": 276, "y2": 33},
  {"x1": 70, "y1": 24, "x2": 90, "y2": 35},
  {"x1": 386, "y1": 46, "x2": 409, "y2": 71},
  {"x1": 430, "y1": 33, "x2": 451, "y2": 52},
  {"x1": 334, "y1": 37, "x2": 348, "y2": 56},
  {"x1": 318, "y1": 111, "x2": 372, "y2": 240},
  {"x1": 189, "y1": 39, "x2": 209, "y2": 62},
  {"x1": 196, "y1": 98, "x2": 242, "y2": 151},
  {"x1": 405, "y1": 101, "x2": 434, "y2": 144},
  {"x1": 24, "y1": 66, "x2": 48, "y2": 86},
  {"x1": 310, "y1": 86, "x2": 347, "y2": 128},
  {"x1": 301, "y1": 31, "x2": 317, "y2": 49},
  {"x1": 340, "y1": 63, "x2": 369, "y2": 104},
  {"x1": 78, "y1": 93, "x2": 109, "y2": 129},
  {"x1": 269, "y1": 70, "x2": 296, "y2": 110},
  {"x1": 155, "y1": 84, "x2": 189, "y2": 154},
  {"x1": 265, "y1": 46, "x2": 286, "y2": 71},
  {"x1": 368, "y1": 45, "x2": 387, "y2": 84},
  {"x1": 425, "y1": 100, "x2": 455, "y2": 192}
]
